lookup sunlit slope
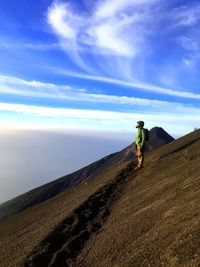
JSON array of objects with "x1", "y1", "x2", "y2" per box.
[{"x1": 77, "y1": 129, "x2": 200, "y2": 267}]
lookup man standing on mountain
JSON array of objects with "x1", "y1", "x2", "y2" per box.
[{"x1": 135, "y1": 121, "x2": 147, "y2": 170}]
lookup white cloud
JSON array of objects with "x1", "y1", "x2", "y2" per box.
[
  {"x1": 0, "y1": 102, "x2": 199, "y2": 135},
  {"x1": 47, "y1": 2, "x2": 77, "y2": 39},
  {"x1": 0, "y1": 41, "x2": 60, "y2": 51},
  {"x1": 52, "y1": 70, "x2": 200, "y2": 100},
  {"x1": 95, "y1": 0, "x2": 131, "y2": 19},
  {"x1": 90, "y1": 0, "x2": 159, "y2": 56},
  {"x1": 177, "y1": 37, "x2": 199, "y2": 52},
  {"x1": 182, "y1": 58, "x2": 193, "y2": 68},
  {"x1": 90, "y1": 18, "x2": 134, "y2": 56},
  {"x1": 94, "y1": 0, "x2": 158, "y2": 19},
  {"x1": 1, "y1": 75, "x2": 200, "y2": 110},
  {"x1": 171, "y1": 4, "x2": 200, "y2": 27},
  {"x1": 46, "y1": 0, "x2": 158, "y2": 58},
  {"x1": 45, "y1": 0, "x2": 200, "y2": 90},
  {"x1": 0, "y1": 75, "x2": 71, "y2": 90},
  {"x1": 0, "y1": 102, "x2": 131, "y2": 119},
  {"x1": 47, "y1": 1, "x2": 95, "y2": 72}
]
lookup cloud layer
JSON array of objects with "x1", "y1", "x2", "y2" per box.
[
  {"x1": 0, "y1": 100, "x2": 199, "y2": 136},
  {"x1": 0, "y1": 130, "x2": 131, "y2": 204}
]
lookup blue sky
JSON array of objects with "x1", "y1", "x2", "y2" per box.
[{"x1": 0, "y1": 0, "x2": 200, "y2": 135}]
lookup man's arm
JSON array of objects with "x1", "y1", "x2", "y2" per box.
[{"x1": 141, "y1": 128, "x2": 145, "y2": 147}]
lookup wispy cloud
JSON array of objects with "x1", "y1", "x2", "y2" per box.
[
  {"x1": 177, "y1": 37, "x2": 199, "y2": 52},
  {"x1": 46, "y1": 0, "x2": 160, "y2": 77},
  {"x1": 46, "y1": 0, "x2": 200, "y2": 91},
  {"x1": 0, "y1": 102, "x2": 199, "y2": 135},
  {"x1": 47, "y1": 1, "x2": 94, "y2": 72},
  {"x1": 21, "y1": 43, "x2": 59, "y2": 51},
  {"x1": 50, "y1": 70, "x2": 200, "y2": 100},
  {"x1": 171, "y1": 3, "x2": 200, "y2": 27},
  {"x1": 1, "y1": 0, "x2": 200, "y2": 135},
  {"x1": 94, "y1": 0, "x2": 158, "y2": 18},
  {"x1": 0, "y1": 75, "x2": 199, "y2": 134},
  {"x1": 92, "y1": 0, "x2": 160, "y2": 56},
  {"x1": 170, "y1": 3, "x2": 200, "y2": 67},
  {"x1": 47, "y1": 2, "x2": 78, "y2": 40},
  {"x1": 0, "y1": 75, "x2": 71, "y2": 90},
  {"x1": 47, "y1": 0, "x2": 161, "y2": 57},
  {"x1": 0, "y1": 37, "x2": 60, "y2": 51},
  {"x1": 1, "y1": 75, "x2": 200, "y2": 110}
]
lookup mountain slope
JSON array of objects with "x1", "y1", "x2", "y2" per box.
[
  {"x1": 0, "y1": 126, "x2": 174, "y2": 220},
  {"x1": 76, "y1": 129, "x2": 200, "y2": 267},
  {"x1": 0, "y1": 129, "x2": 199, "y2": 267}
]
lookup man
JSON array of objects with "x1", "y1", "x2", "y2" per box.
[{"x1": 135, "y1": 121, "x2": 146, "y2": 170}]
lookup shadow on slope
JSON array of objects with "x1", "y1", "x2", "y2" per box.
[{"x1": 24, "y1": 165, "x2": 134, "y2": 267}]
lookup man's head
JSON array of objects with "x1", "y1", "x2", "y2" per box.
[{"x1": 136, "y1": 121, "x2": 144, "y2": 128}]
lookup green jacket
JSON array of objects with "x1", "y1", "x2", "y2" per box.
[{"x1": 135, "y1": 128, "x2": 145, "y2": 147}]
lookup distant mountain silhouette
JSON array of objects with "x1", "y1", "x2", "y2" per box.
[
  {"x1": 118, "y1": 126, "x2": 174, "y2": 163},
  {"x1": 0, "y1": 127, "x2": 174, "y2": 220},
  {"x1": 0, "y1": 129, "x2": 199, "y2": 267}
]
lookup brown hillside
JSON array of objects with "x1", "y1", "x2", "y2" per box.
[
  {"x1": 0, "y1": 129, "x2": 199, "y2": 267},
  {"x1": 0, "y1": 127, "x2": 174, "y2": 221},
  {"x1": 76, "y1": 129, "x2": 200, "y2": 267}
]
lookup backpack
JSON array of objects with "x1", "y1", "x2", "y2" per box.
[{"x1": 143, "y1": 128, "x2": 149, "y2": 142}]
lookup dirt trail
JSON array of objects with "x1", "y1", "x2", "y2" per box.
[{"x1": 24, "y1": 164, "x2": 134, "y2": 267}]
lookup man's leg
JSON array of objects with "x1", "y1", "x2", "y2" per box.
[
  {"x1": 137, "y1": 145, "x2": 144, "y2": 168},
  {"x1": 135, "y1": 145, "x2": 138, "y2": 167}
]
